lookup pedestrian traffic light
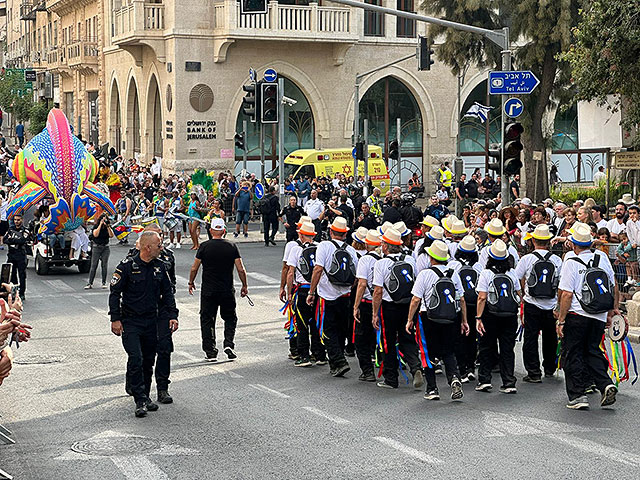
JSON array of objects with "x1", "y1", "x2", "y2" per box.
[
  {"x1": 487, "y1": 143, "x2": 501, "y2": 172},
  {"x1": 418, "y1": 36, "x2": 435, "y2": 71},
  {"x1": 240, "y1": 0, "x2": 267, "y2": 14},
  {"x1": 260, "y1": 82, "x2": 278, "y2": 124},
  {"x1": 503, "y1": 122, "x2": 524, "y2": 175},
  {"x1": 242, "y1": 81, "x2": 259, "y2": 123},
  {"x1": 235, "y1": 132, "x2": 246, "y2": 151},
  {"x1": 389, "y1": 139, "x2": 399, "y2": 160},
  {"x1": 355, "y1": 141, "x2": 364, "y2": 161}
]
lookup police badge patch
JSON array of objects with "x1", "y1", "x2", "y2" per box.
[{"x1": 111, "y1": 272, "x2": 121, "y2": 286}]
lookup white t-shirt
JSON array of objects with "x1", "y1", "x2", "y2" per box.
[
  {"x1": 304, "y1": 198, "x2": 324, "y2": 220},
  {"x1": 373, "y1": 253, "x2": 417, "y2": 303},
  {"x1": 286, "y1": 242, "x2": 315, "y2": 285},
  {"x1": 625, "y1": 219, "x2": 640, "y2": 246},
  {"x1": 282, "y1": 240, "x2": 298, "y2": 263},
  {"x1": 595, "y1": 218, "x2": 607, "y2": 230},
  {"x1": 411, "y1": 263, "x2": 464, "y2": 312},
  {"x1": 415, "y1": 253, "x2": 432, "y2": 274},
  {"x1": 314, "y1": 239, "x2": 359, "y2": 301},
  {"x1": 607, "y1": 218, "x2": 626, "y2": 236},
  {"x1": 514, "y1": 249, "x2": 563, "y2": 310},
  {"x1": 413, "y1": 237, "x2": 425, "y2": 259},
  {"x1": 447, "y1": 240, "x2": 458, "y2": 258},
  {"x1": 558, "y1": 249, "x2": 615, "y2": 323},
  {"x1": 478, "y1": 242, "x2": 520, "y2": 269},
  {"x1": 477, "y1": 269, "x2": 521, "y2": 295},
  {"x1": 151, "y1": 162, "x2": 162, "y2": 176},
  {"x1": 355, "y1": 252, "x2": 380, "y2": 301}
]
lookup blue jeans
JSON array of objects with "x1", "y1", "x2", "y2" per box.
[
  {"x1": 49, "y1": 234, "x2": 66, "y2": 249},
  {"x1": 235, "y1": 211, "x2": 250, "y2": 225}
]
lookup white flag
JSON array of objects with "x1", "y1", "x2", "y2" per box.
[{"x1": 464, "y1": 102, "x2": 493, "y2": 123}]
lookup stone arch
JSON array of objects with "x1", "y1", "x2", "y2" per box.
[
  {"x1": 126, "y1": 72, "x2": 141, "y2": 155},
  {"x1": 109, "y1": 76, "x2": 123, "y2": 153},
  {"x1": 145, "y1": 73, "x2": 163, "y2": 159}
]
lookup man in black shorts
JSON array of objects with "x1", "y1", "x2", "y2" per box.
[{"x1": 188, "y1": 218, "x2": 249, "y2": 361}]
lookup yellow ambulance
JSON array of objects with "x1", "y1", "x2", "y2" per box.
[{"x1": 280, "y1": 146, "x2": 390, "y2": 194}]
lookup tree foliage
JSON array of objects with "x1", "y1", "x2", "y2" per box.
[
  {"x1": 0, "y1": 70, "x2": 34, "y2": 123},
  {"x1": 560, "y1": 0, "x2": 640, "y2": 145},
  {"x1": 28, "y1": 101, "x2": 51, "y2": 136}
]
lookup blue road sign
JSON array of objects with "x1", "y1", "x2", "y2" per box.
[
  {"x1": 264, "y1": 68, "x2": 277, "y2": 83},
  {"x1": 352, "y1": 147, "x2": 357, "y2": 160},
  {"x1": 489, "y1": 71, "x2": 540, "y2": 95},
  {"x1": 504, "y1": 98, "x2": 524, "y2": 118},
  {"x1": 249, "y1": 68, "x2": 256, "y2": 82},
  {"x1": 255, "y1": 183, "x2": 265, "y2": 200}
]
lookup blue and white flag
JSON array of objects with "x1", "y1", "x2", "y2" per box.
[{"x1": 464, "y1": 102, "x2": 493, "y2": 123}]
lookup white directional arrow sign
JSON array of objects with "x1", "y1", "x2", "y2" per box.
[{"x1": 56, "y1": 430, "x2": 200, "y2": 480}]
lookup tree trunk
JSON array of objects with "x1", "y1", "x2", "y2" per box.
[{"x1": 524, "y1": 48, "x2": 558, "y2": 202}]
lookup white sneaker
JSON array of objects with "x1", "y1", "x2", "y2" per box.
[
  {"x1": 84, "y1": 284, "x2": 92, "y2": 290},
  {"x1": 175, "y1": 243, "x2": 181, "y2": 249}
]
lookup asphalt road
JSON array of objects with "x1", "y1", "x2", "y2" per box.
[{"x1": 1, "y1": 240, "x2": 640, "y2": 479}]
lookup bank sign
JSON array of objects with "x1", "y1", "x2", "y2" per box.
[{"x1": 186, "y1": 120, "x2": 216, "y2": 141}]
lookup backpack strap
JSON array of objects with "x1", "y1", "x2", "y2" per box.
[
  {"x1": 367, "y1": 252, "x2": 381, "y2": 261},
  {"x1": 430, "y1": 267, "x2": 444, "y2": 278},
  {"x1": 445, "y1": 269, "x2": 454, "y2": 279},
  {"x1": 532, "y1": 251, "x2": 544, "y2": 262},
  {"x1": 569, "y1": 256, "x2": 588, "y2": 268},
  {"x1": 592, "y1": 252, "x2": 601, "y2": 268},
  {"x1": 543, "y1": 251, "x2": 553, "y2": 261},
  {"x1": 330, "y1": 239, "x2": 343, "y2": 251}
]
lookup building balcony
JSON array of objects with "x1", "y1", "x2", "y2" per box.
[
  {"x1": 46, "y1": 46, "x2": 69, "y2": 73},
  {"x1": 112, "y1": 0, "x2": 165, "y2": 63},
  {"x1": 67, "y1": 38, "x2": 99, "y2": 73},
  {"x1": 29, "y1": 50, "x2": 47, "y2": 68},
  {"x1": 20, "y1": 1, "x2": 36, "y2": 20},
  {"x1": 211, "y1": 0, "x2": 358, "y2": 64}
]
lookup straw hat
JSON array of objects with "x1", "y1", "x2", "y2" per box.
[
  {"x1": 450, "y1": 219, "x2": 468, "y2": 235},
  {"x1": 484, "y1": 218, "x2": 506, "y2": 236},
  {"x1": 296, "y1": 215, "x2": 312, "y2": 228},
  {"x1": 365, "y1": 230, "x2": 382, "y2": 246},
  {"x1": 421, "y1": 215, "x2": 440, "y2": 228},
  {"x1": 427, "y1": 225, "x2": 445, "y2": 241},
  {"x1": 521, "y1": 197, "x2": 532, "y2": 207},
  {"x1": 488, "y1": 239, "x2": 508, "y2": 260},
  {"x1": 427, "y1": 240, "x2": 450, "y2": 262},
  {"x1": 330, "y1": 217, "x2": 349, "y2": 233},
  {"x1": 458, "y1": 235, "x2": 477, "y2": 253},
  {"x1": 393, "y1": 221, "x2": 410, "y2": 237},
  {"x1": 298, "y1": 222, "x2": 316, "y2": 237},
  {"x1": 442, "y1": 215, "x2": 459, "y2": 233},
  {"x1": 525, "y1": 224, "x2": 553, "y2": 241},
  {"x1": 619, "y1": 193, "x2": 635, "y2": 205},
  {"x1": 382, "y1": 227, "x2": 403, "y2": 246},
  {"x1": 569, "y1": 222, "x2": 593, "y2": 246},
  {"x1": 353, "y1": 226, "x2": 368, "y2": 244},
  {"x1": 377, "y1": 221, "x2": 393, "y2": 235},
  {"x1": 584, "y1": 198, "x2": 596, "y2": 209}
]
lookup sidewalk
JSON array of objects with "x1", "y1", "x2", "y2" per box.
[{"x1": 629, "y1": 327, "x2": 640, "y2": 344}]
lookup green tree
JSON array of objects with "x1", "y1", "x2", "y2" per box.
[
  {"x1": 0, "y1": 69, "x2": 34, "y2": 123},
  {"x1": 560, "y1": 0, "x2": 640, "y2": 146},
  {"x1": 28, "y1": 100, "x2": 51, "y2": 136},
  {"x1": 422, "y1": 0, "x2": 582, "y2": 200}
]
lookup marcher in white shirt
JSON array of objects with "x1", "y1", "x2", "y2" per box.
[
  {"x1": 477, "y1": 218, "x2": 520, "y2": 269},
  {"x1": 557, "y1": 222, "x2": 620, "y2": 410},
  {"x1": 414, "y1": 226, "x2": 445, "y2": 273}
]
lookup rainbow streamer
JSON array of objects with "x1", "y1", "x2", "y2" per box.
[
  {"x1": 556, "y1": 340, "x2": 562, "y2": 370},
  {"x1": 396, "y1": 345, "x2": 410, "y2": 385},
  {"x1": 279, "y1": 300, "x2": 296, "y2": 339},
  {"x1": 516, "y1": 325, "x2": 524, "y2": 342},
  {"x1": 315, "y1": 298, "x2": 325, "y2": 343},
  {"x1": 600, "y1": 334, "x2": 638, "y2": 387},
  {"x1": 416, "y1": 315, "x2": 433, "y2": 369}
]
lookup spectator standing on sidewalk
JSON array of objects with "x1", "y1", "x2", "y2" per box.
[
  {"x1": 280, "y1": 195, "x2": 304, "y2": 242},
  {"x1": 233, "y1": 181, "x2": 252, "y2": 238},
  {"x1": 261, "y1": 186, "x2": 281, "y2": 246},
  {"x1": 85, "y1": 213, "x2": 114, "y2": 289}
]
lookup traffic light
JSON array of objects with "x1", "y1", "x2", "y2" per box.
[
  {"x1": 235, "y1": 132, "x2": 246, "y2": 151},
  {"x1": 503, "y1": 122, "x2": 524, "y2": 175},
  {"x1": 389, "y1": 139, "x2": 399, "y2": 161},
  {"x1": 355, "y1": 141, "x2": 364, "y2": 161},
  {"x1": 242, "y1": 81, "x2": 258, "y2": 123},
  {"x1": 260, "y1": 82, "x2": 278, "y2": 124},
  {"x1": 418, "y1": 36, "x2": 435, "y2": 71},
  {"x1": 240, "y1": 0, "x2": 267, "y2": 14},
  {"x1": 488, "y1": 143, "x2": 501, "y2": 172}
]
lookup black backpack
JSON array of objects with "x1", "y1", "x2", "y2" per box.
[
  {"x1": 426, "y1": 268, "x2": 459, "y2": 323},
  {"x1": 297, "y1": 243, "x2": 317, "y2": 283},
  {"x1": 325, "y1": 240, "x2": 357, "y2": 286},
  {"x1": 458, "y1": 265, "x2": 479, "y2": 303},
  {"x1": 384, "y1": 254, "x2": 415, "y2": 304},
  {"x1": 527, "y1": 251, "x2": 559, "y2": 299},
  {"x1": 487, "y1": 273, "x2": 520, "y2": 317},
  {"x1": 569, "y1": 254, "x2": 614, "y2": 314}
]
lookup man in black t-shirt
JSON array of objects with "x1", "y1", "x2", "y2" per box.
[
  {"x1": 455, "y1": 173, "x2": 468, "y2": 201},
  {"x1": 465, "y1": 174, "x2": 479, "y2": 199},
  {"x1": 510, "y1": 174, "x2": 520, "y2": 201},
  {"x1": 188, "y1": 218, "x2": 249, "y2": 361}
]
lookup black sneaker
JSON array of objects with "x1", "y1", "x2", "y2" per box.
[
  {"x1": 466, "y1": 371, "x2": 476, "y2": 382},
  {"x1": 585, "y1": 384, "x2": 597, "y2": 394},
  {"x1": 244, "y1": 233, "x2": 248, "y2": 238},
  {"x1": 523, "y1": 375, "x2": 542, "y2": 384},
  {"x1": 135, "y1": 403, "x2": 148, "y2": 418},
  {"x1": 358, "y1": 371, "x2": 376, "y2": 382},
  {"x1": 205, "y1": 350, "x2": 218, "y2": 362},
  {"x1": 233, "y1": 232, "x2": 239, "y2": 238},
  {"x1": 295, "y1": 357, "x2": 313, "y2": 367},
  {"x1": 288, "y1": 353, "x2": 301, "y2": 361},
  {"x1": 434, "y1": 363, "x2": 443, "y2": 375},
  {"x1": 475, "y1": 383, "x2": 492, "y2": 392},
  {"x1": 332, "y1": 364, "x2": 350, "y2": 377},
  {"x1": 314, "y1": 358, "x2": 328, "y2": 366},
  {"x1": 344, "y1": 350, "x2": 356, "y2": 358},
  {"x1": 376, "y1": 381, "x2": 397, "y2": 389},
  {"x1": 424, "y1": 388, "x2": 440, "y2": 400},
  {"x1": 270, "y1": 240, "x2": 277, "y2": 246},
  {"x1": 545, "y1": 370, "x2": 556, "y2": 377},
  {"x1": 157, "y1": 390, "x2": 173, "y2": 404},
  {"x1": 600, "y1": 384, "x2": 617, "y2": 407},
  {"x1": 499, "y1": 385, "x2": 517, "y2": 394},
  {"x1": 451, "y1": 378, "x2": 464, "y2": 400},
  {"x1": 224, "y1": 347, "x2": 237, "y2": 360},
  {"x1": 566, "y1": 396, "x2": 589, "y2": 410}
]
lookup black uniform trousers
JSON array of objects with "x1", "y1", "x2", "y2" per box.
[
  {"x1": 263, "y1": 215, "x2": 278, "y2": 243},
  {"x1": 422, "y1": 313, "x2": 460, "y2": 391},
  {"x1": 522, "y1": 302, "x2": 557, "y2": 378},
  {"x1": 155, "y1": 317, "x2": 174, "y2": 391},
  {"x1": 294, "y1": 287, "x2": 325, "y2": 360},
  {"x1": 285, "y1": 227, "x2": 297, "y2": 243},
  {"x1": 122, "y1": 321, "x2": 157, "y2": 405},
  {"x1": 456, "y1": 303, "x2": 477, "y2": 376},
  {"x1": 200, "y1": 290, "x2": 237, "y2": 354},
  {"x1": 8, "y1": 252, "x2": 27, "y2": 298},
  {"x1": 355, "y1": 299, "x2": 376, "y2": 375},
  {"x1": 478, "y1": 312, "x2": 518, "y2": 388},
  {"x1": 562, "y1": 313, "x2": 613, "y2": 401},
  {"x1": 322, "y1": 295, "x2": 350, "y2": 370},
  {"x1": 345, "y1": 284, "x2": 357, "y2": 355},
  {"x1": 380, "y1": 301, "x2": 421, "y2": 388}
]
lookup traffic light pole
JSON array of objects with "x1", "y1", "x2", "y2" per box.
[
  {"x1": 363, "y1": 119, "x2": 369, "y2": 197},
  {"x1": 500, "y1": 42, "x2": 511, "y2": 206},
  {"x1": 396, "y1": 118, "x2": 402, "y2": 188},
  {"x1": 259, "y1": 122, "x2": 265, "y2": 182},
  {"x1": 278, "y1": 76, "x2": 286, "y2": 214},
  {"x1": 242, "y1": 120, "x2": 248, "y2": 175}
]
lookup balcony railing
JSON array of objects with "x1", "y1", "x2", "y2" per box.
[
  {"x1": 212, "y1": 0, "x2": 357, "y2": 42},
  {"x1": 67, "y1": 38, "x2": 99, "y2": 69},
  {"x1": 46, "y1": 46, "x2": 67, "y2": 70},
  {"x1": 112, "y1": 0, "x2": 165, "y2": 41}
]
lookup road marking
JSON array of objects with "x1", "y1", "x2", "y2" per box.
[
  {"x1": 111, "y1": 456, "x2": 169, "y2": 480},
  {"x1": 227, "y1": 371, "x2": 244, "y2": 378},
  {"x1": 43, "y1": 279, "x2": 74, "y2": 292},
  {"x1": 247, "y1": 272, "x2": 280, "y2": 284},
  {"x1": 90, "y1": 306, "x2": 107, "y2": 315},
  {"x1": 77, "y1": 297, "x2": 90, "y2": 305},
  {"x1": 302, "y1": 407, "x2": 351, "y2": 425},
  {"x1": 374, "y1": 437, "x2": 442, "y2": 464},
  {"x1": 482, "y1": 411, "x2": 606, "y2": 437},
  {"x1": 548, "y1": 433, "x2": 640, "y2": 467},
  {"x1": 248, "y1": 384, "x2": 290, "y2": 398}
]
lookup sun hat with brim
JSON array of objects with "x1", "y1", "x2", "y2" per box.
[
  {"x1": 393, "y1": 221, "x2": 411, "y2": 237},
  {"x1": 382, "y1": 228, "x2": 403, "y2": 246},
  {"x1": 298, "y1": 222, "x2": 316, "y2": 236},
  {"x1": 450, "y1": 220, "x2": 468, "y2": 235},
  {"x1": 296, "y1": 215, "x2": 312, "y2": 228},
  {"x1": 427, "y1": 240, "x2": 450, "y2": 262},
  {"x1": 421, "y1": 215, "x2": 440, "y2": 227},
  {"x1": 427, "y1": 225, "x2": 445, "y2": 241},
  {"x1": 521, "y1": 198, "x2": 532, "y2": 206},
  {"x1": 330, "y1": 217, "x2": 349, "y2": 233},
  {"x1": 458, "y1": 235, "x2": 477, "y2": 253},
  {"x1": 365, "y1": 230, "x2": 382, "y2": 246},
  {"x1": 442, "y1": 215, "x2": 459, "y2": 233},
  {"x1": 584, "y1": 198, "x2": 596, "y2": 209},
  {"x1": 377, "y1": 221, "x2": 393, "y2": 235},
  {"x1": 353, "y1": 226, "x2": 368, "y2": 244},
  {"x1": 488, "y1": 239, "x2": 508, "y2": 260},
  {"x1": 619, "y1": 193, "x2": 635, "y2": 205},
  {"x1": 525, "y1": 224, "x2": 553, "y2": 241},
  {"x1": 484, "y1": 218, "x2": 506, "y2": 236},
  {"x1": 569, "y1": 222, "x2": 594, "y2": 246}
]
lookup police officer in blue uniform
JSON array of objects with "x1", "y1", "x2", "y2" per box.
[{"x1": 109, "y1": 231, "x2": 178, "y2": 418}]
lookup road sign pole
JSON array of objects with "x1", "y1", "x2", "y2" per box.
[
  {"x1": 353, "y1": 79, "x2": 359, "y2": 188},
  {"x1": 278, "y1": 76, "x2": 285, "y2": 225},
  {"x1": 500, "y1": 30, "x2": 511, "y2": 206},
  {"x1": 363, "y1": 118, "x2": 369, "y2": 197},
  {"x1": 242, "y1": 120, "x2": 248, "y2": 174},
  {"x1": 396, "y1": 117, "x2": 402, "y2": 188},
  {"x1": 259, "y1": 121, "x2": 265, "y2": 182}
]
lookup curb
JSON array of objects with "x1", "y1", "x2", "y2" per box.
[{"x1": 629, "y1": 327, "x2": 640, "y2": 344}]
